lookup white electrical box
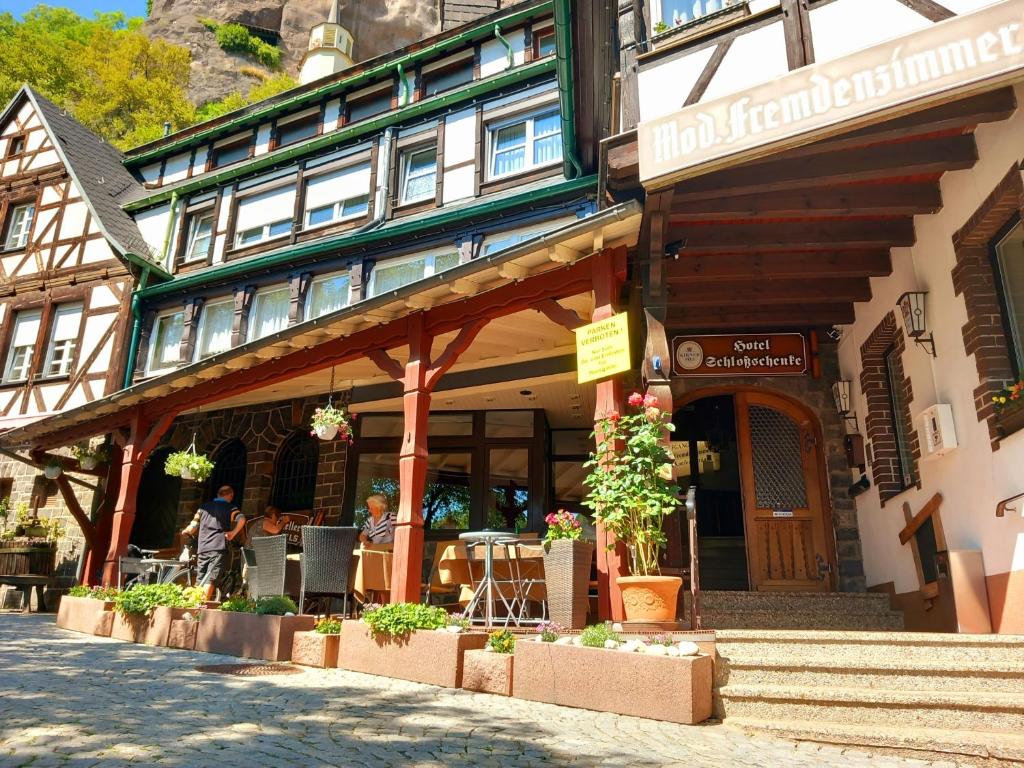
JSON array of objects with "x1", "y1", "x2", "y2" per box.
[{"x1": 919, "y1": 404, "x2": 958, "y2": 457}]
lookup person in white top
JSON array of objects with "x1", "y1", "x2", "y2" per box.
[{"x1": 360, "y1": 494, "x2": 396, "y2": 544}]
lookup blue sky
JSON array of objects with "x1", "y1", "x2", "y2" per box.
[{"x1": 6, "y1": 0, "x2": 148, "y2": 19}]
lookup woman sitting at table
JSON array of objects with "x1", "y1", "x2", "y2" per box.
[
  {"x1": 359, "y1": 494, "x2": 396, "y2": 545},
  {"x1": 254, "y1": 506, "x2": 290, "y2": 537}
]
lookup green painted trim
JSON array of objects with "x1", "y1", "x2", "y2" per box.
[
  {"x1": 124, "y1": 58, "x2": 557, "y2": 213},
  {"x1": 160, "y1": 190, "x2": 180, "y2": 265},
  {"x1": 137, "y1": 175, "x2": 597, "y2": 300},
  {"x1": 554, "y1": 0, "x2": 583, "y2": 179},
  {"x1": 494, "y1": 25, "x2": 514, "y2": 69},
  {"x1": 123, "y1": 267, "x2": 151, "y2": 389},
  {"x1": 124, "y1": 1, "x2": 553, "y2": 167}
]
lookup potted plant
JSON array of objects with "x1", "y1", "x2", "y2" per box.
[
  {"x1": 43, "y1": 457, "x2": 63, "y2": 479},
  {"x1": 0, "y1": 504, "x2": 62, "y2": 577},
  {"x1": 57, "y1": 585, "x2": 120, "y2": 636},
  {"x1": 310, "y1": 402, "x2": 354, "y2": 442},
  {"x1": 338, "y1": 604, "x2": 487, "y2": 688},
  {"x1": 541, "y1": 509, "x2": 594, "y2": 629},
  {"x1": 993, "y1": 380, "x2": 1024, "y2": 437},
  {"x1": 71, "y1": 442, "x2": 109, "y2": 471},
  {"x1": 110, "y1": 583, "x2": 205, "y2": 646},
  {"x1": 584, "y1": 391, "x2": 682, "y2": 622},
  {"x1": 292, "y1": 616, "x2": 342, "y2": 668},
  {"x1": 463, "y1": 629, "x2": 516, "y2": 696},
  {"x1": 195, "y1": 595, "x2": 314, "y2": 661},
  {"x1": 164, "y1": 448, "x2": 215, "y2": 482}
]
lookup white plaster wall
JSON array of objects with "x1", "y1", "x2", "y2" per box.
[
  {"x1": 81, "y1": 238, "x2": 113, "y2": 265},
  {"x1": 480, "y1": 28, "x2": 527, "y2": 79},
  {"x1": 838, "y1": 86, "x2": 1024, "y2": 593},
  {"x1": 59, "y1": 200, "x2": 89, "y2": 240},
  {"x1": 638, "y1": 45, "x2": 715, "y2": 121},
  {"x1": 140, "y1": 162, "x2": 162, "y2": 183},
  {"x1": 809, "y1": 0, "x2": 929, "y2": 65},
  {"x1": 192, "y1": 147, "x2": 209, "y2": 175},
  {"x1": 442, "y1": 107, "x2": 477, "y2": 205},
  {"x1": 82, "y1": 314, "x2": 115, "y2": 374},
  {"x1": 162, "y1": 153, "x2": 191, "y2": 184},
  {"x1": 255, "y1": 124, "x2": 273, "y2": 156},
  {"x1": 700, "y1": 21, "x2": 789, "y2": 102},
  {"x1": 89, "y1": 284, "x2": 120, "y2": 309},
  {"x1": 40, "y1": 184, "x2": 63, "y2": 206},
  {"x1": 134, "y1": 204, "x2": 173, "y2": 258}
]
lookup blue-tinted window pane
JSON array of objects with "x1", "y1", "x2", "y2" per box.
[
  {"x1": 268, "y1": 220, "x2": 292, "y2": 237},
  {"x1": 307, "y1": 205, "x2": 334, "y2": 226},
  {"x1": 342, "y1": 194, "x2": 369, "y2": 217}
]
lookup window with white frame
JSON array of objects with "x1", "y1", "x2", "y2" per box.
[
  {"x1": 42, "y1": 303, "x2": 82, "y2": 377},
  {"x1": 3, "y1": 309, "x2": 41, "y2": 382},
  {"x1": 655, "y1": 0, "x2": 736, "y2": 28},
  {"x1": 146, "y1": 310, "x2": 184, "y2": 375},
  {"x1": 195, "y1": 298, "x2": 234, "y2": 360},
  {"x1": 304, "y1": 163, "x2": 371, "y2": 228},
  {"x1": 183, "y1": 209, "x2": 214, "y2": 263},
  {"x1": 368, "y1": 250, "x2": 460, "y2": 296},
  {"x1": 533, "y1": 29, "x2": 556, "y2": 57},
  {"x1": 234, "y1": 185, "x2": 296, "y2": 247},
  {"x1": 3, "y1": 202, "x2": 35, "y2": 250},
  {"x1": 487, "y1": 108, "x2": 562, "y2": 180},
  {"x1": 305, "y1": 273, "x2": 351, "y2": 320},
  {"x1": 483, "y1": 218, "x2": 577, "y2": 256},
  {"x1": 399, "y1": 146, "x2": 437, "y2": 205},
  {"x1": 248, "y1": 287, "x2": 290, "y2": 341}
]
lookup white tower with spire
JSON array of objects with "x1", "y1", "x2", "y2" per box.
[{"x1": 299, "y1": 0, "x2": 355, "y2": 85}]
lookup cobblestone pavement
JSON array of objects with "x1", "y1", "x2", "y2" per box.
[{"x1": 0, "y1": 614, "x2": 964, "y2": 768}]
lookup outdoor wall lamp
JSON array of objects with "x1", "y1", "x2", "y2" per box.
[
  {"x1": 831, "y1": 379, "x2": 860, "y2": 433},
  {"x1": 897, "y1": 291, "x2": 937, "y2": 357}
]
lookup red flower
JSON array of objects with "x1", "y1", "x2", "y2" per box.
[
  {"x1": 607, "y1": 410, "x2": 620, "y2": 421},
  {"x1": 627, "y1": 392, "x2": 644, "y2": 407}
]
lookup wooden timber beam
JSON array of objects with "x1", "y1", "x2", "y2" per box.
[
  {"x1": 535, "y1": 299, "x2": 586, "y2": 331},
  {"x1": 672, "y1": 134, "x2": 977, "y2": 202},
  {"x1": 669, "y1": 303, "x2": 856, "y2": 329},
  {"x1": 53, "y1": 473, "x2": 97, "y2": 551},
  {"x1": 667, "y1": 251, "x2": 892, "y2": 282},
  {"x1": 671, "y1": 277, "x2": 872, "y2": 306},
  {"x1": 673, "y1": 219, "x2": 915, "y2": 253},
  {"x1": 669, "y1": 183, "x2": 942, "y2": 221}
]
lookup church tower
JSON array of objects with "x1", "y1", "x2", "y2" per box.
[{"x1": 299, "y1": 0, "x2": 355, "y2": 85}]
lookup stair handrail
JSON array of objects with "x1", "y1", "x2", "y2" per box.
[
  {"x1": 996, "y1": 490, "x2": 1024, "y2": 517},
  {"x1": 686, "y1": 485, "x2": 702, "y2": 630}
]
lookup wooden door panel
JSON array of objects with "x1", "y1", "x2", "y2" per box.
[{"x1": 752, "y1": 519, "x2": 816, "y2": 584}]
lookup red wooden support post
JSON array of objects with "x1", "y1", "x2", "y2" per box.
[{"x1": 592, "y1": 247, "x2": 629, "y2": 622}]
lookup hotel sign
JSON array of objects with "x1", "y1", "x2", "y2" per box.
[
  {"x1": 673, "y1": 334, "x2": 807, "y2": 377},
  {"x1": 576, "y1": 312, "x2": 631, "y2": 384},
  {"x1": 639, "y1": 0, "x2": 1024, "y2": 187}
]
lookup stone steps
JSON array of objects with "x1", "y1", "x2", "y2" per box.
[
  {"x1": 725, "y1": 717, "x2": 1024, "y2": 764},
  {"x1": 689, "y1": 590, "x2": 905, "y2": 631},
  {"x1": 703, "y1": 608, "x2": 905, "y2": 630}
]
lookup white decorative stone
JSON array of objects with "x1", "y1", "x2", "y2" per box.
[
  {"x1": 484, "y1": 645, "x2": 494, "y2": 652},
  {"x1": 677, "y1": 641, "x2": 700, "y2": 656},
  {"x1": 555, "y1": 636, "x2": 574, "y2": 645},
  {"x1": 603, "y1": 640, "x2": 619, "y2": 649},
  {"x1": 642, "y1": 643, "x2": 668, "y2": 656},
  {"x1": 619, "y1": 640, "x2": 643, "y2": 654},
  {"x1": 446, "y1": 624, "x2": 463, "y2": 634},
  {"x1": 284, "y1": 612, "x2": 295, "y2": 617},
  {"x1": 666, "y1": 646, "x2": 680, "y2": 657},
  {"x1": 611, "y1": 622, "x2": 624, "y2": 632}
]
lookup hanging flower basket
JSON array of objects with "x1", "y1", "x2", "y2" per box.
[
  {"x1": 310, "y1": 403, "x2": 354, "y2": 443},
  {"x1": 164, "y1": 448, "x2": 215, "y2": 483},
  {"x1": 43, "y1": 459, "x2": 63, "y2": 480},
  {"x1": 71, "y1": 442, "x2": 110, "y2": 471}
]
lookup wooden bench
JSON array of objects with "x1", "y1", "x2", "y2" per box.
[{"x1": 0, "y1": 575, "x2": 54, "y2": 613}]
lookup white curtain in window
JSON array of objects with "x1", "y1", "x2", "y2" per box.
[
  {"x1": 250, "y1": 288, "x2": 290, "y2": 340},
  {"x1": 236, "y1": 186, "x2": 297, "y2": 232},
  {"x1": 152, "y1": 312, "x2": 184, "y2": 370},
  {"x1": 198, "y1": 300, "x2": 234, "y2": 358},
  {"x1": 307, "y1": 275, "x2": 351, "y2": 318},
  {"x1": 372, "y1": 258, "x2": 427, "y2": 295},
  {"x1": 492, "y1": 123, "x2": 526, "y2": 176},
  {"x1": 532, "y1": 111, "x2": 563, "y2": 165},
  {"x1": 304, "y1": 164, "x2": 372, "y2": 211}
]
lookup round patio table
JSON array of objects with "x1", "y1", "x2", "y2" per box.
[{"x1": 458, "y1": 530, "x2": 518, "y2": 629}]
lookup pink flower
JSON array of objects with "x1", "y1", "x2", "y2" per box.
[
  {"x1": 643, "y1": 394, "x2": 659, "y2": 408},
  {"x1": 645, "y1": 406, "x2": 661, "y2": 422},
  {"x1": 627, "y1": 392, "x2": 644, "y2": 407}
]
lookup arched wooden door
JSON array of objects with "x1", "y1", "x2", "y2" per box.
[{"x1": 735, "y1": 391, "x2": 835, "y2": 591}]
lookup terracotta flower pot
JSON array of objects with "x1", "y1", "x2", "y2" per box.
[
  {"x1": 616, "y1": 575, "x2": 681, "y2": 621},
  {"x1": 542, "y1": 539, "x2": 594, "y2": 629}
]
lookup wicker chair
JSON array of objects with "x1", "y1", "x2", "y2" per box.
[
  {"x1": 249, "y1": 534, "x2": 287, "y2": 599},
  {"x1": 299, "y1": 526, "x2": 359, "y2": 617}
]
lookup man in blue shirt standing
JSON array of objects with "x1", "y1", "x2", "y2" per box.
[{"x1": 182, "y1": 485, "x2": 246, "y2": 600}]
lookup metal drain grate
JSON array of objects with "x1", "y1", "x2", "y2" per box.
[{"x1": 195, "y1": 664, "x2": 303, "y2": 677}]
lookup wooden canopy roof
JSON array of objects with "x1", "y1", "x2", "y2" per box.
[{"x1": 607, "y1": 86, "x2": 1018, "y2": 330}]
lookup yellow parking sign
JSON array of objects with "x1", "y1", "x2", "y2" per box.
[{"x1": 575, "y1": 312, "x2": 630, "y2": 384}]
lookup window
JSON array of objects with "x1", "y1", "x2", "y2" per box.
[
  {"x1": 487, "y1": 108, "x2": 562, "y2": 179},
  {"x1": 207, "y1": 439, "x2": 248, "y2": 506},
  {"x1": 304, "y1": 163, "x2": 371, "y2": 228},
  {"x1": 182, "y1": 210, "x2": 214, "y2": 263},
  {"x1": 305, "y1": 273, "x2": 351, "y2": 320},
  {"x1": 657, "y1": 0, "x2": 729, "y2": 27},
  {"x1": 422, "y1": 63, "x2": 473, "y2": 97},
  {"x1": 276, "y1": 113, "x2": 320, "y2": 148},
  {"x1": 42, "y1": 303, "x2": 82, "y2": 378},
  {"x1": 399, "y1": 146, "x2": 437, "y2": 205},
  {"x1": 195, "y1": 298, "x2": 234, "y2": 360},
  {"x1": 3, "y1": 309, "x2": 41, "y2": 382},
  {"x1": 272, "y1": 432, "x2": 319, "y2": 512},
  {"x1": 234, "y1": 185, "x2": 296, "y2": 248},
  {"x1": 348, "y1": 91, "x2": 391, "y2": 123},
  {"x1": 534, "y1": 30, "x2": 556, "y2": 58},
  {"x1": 210, "y1": 137, "x2": 252, "y2": 169},
  {"x1": 6, "y1": 135, "x2": 26, "y2": 158},
  {"x1": 4, "y1": 203, "x2": 35, "y2": 250},
  {"x1": 992, "y1": 219, "x2": 1024, "y2": 376},
  {"x1": 146, "y1": 310, "x2": 184, "y2": 374},
  {"x1": 885, "y1": 345, "x2": 915, "y2": 490},
  {"x1": 248, "y1": 286, "x2": 289, "y2": 341},
  {"x1": 368, "y1": 250, "x2": 460, "y2": 296}
]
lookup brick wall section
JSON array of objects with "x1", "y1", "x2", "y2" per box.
[
  {"x1": 859, "y1": 311, "x2": 920, "y2": 504},
  {"x1": 951, "y1": 164, "x2": 1023, "y2": 449},
  {"x1": 671, "y1": 343, "x2": 867, "y2": 592}
]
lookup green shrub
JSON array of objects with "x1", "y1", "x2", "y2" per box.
[
  {"x1": 113, "y1": 583, "x2": 189, "y2": 617},
  {"x1": 487, "y1": 630, "x2": 516, "y2": 654},
  {"x1": 198, "y1": 16, "x2": 219, "y2": 32},
  {"x1": 67, "y1": 585, "x2": 90, "y2": 597},
  {"x1": 220, "y1": 595, "x2": 256, "y2": 613},
  {"x1": 315, "y1": 617, "x2": 342, "y2": 634},
  {"x1": 579, "y1": 623, "x2": 621, "y2": 648},
  {"x1": 253, "y1": 39, "x2": 281, "y2": 69},
  {"x1": 254, "y1": 595, "x2": 298, "y2": 616},
  {"x1": 212, "y1": 22, "x2": 281, "y2": 69},
  {"x1": 362, "y1": 602, "x2": 449, "y2": 639},
  {"x1": 69, "y1": 585, "x2": 121, "y2": 600}
]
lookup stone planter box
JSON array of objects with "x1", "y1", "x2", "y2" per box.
[
  {"x1": 462, "y1": 649, "x2": 514, "y2": 696},
  {"x1": 195, "y1": 610, "x2": 315, "y2": 661},
  {"x1": 512, "y1": 640, "x2": 713, "y2": 724},
  {"x1": 111, "y1": 606, "x2": 191, "y2": 646},
  {"x1": 291, "y1": 631, "x2": 340, "y2": 668},
  {"x1": 167, "y1": 618, "x2": 199, "y2": 650},
  {"x1": 338, "y1": 622, "x2": 487, "y2": 688},
  {"x1": 56, "y1": 595, "x2": 114, "y2": 637}
]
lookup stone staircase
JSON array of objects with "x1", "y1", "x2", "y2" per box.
[
  {"x1": 715, "y1": 629, "x2": 1024, "y2": 765},
  {"x1": 690, "y1": 590, "x2": 905, "y2": 630}
]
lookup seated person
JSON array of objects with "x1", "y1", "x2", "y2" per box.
[
  {"x1": 258, "y1": 505, "x2": 290, "y2": 536},
  {"x1": 359, "y1": 494, "x2": 396, "y2": 545}
]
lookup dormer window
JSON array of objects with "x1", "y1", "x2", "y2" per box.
[
  {"x1": 3, "y1": 202, "x2": 35, "y2": 251},
  {"x1": 347, "y1": 89, "x2": 392, "y2": 123},
  {"x1": 487, "y1": 108, "x2": 562, "y2": 180},
  {"x1": 210, "y1": 136, "x2": 252, "y2": 170},
  {"x1": 399, "y1": 146, "x2": 437, "y2": 205},
  {"x1": 275, "y1": 112, "x2": 320, "y2": 149}
]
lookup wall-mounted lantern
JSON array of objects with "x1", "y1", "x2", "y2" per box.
[
  {"x1": 897, "y1": 291, "x2": 937, "y2": 357},
  {"x1": 831, "y1": 379, "x2": 859, "y2": 434}
]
